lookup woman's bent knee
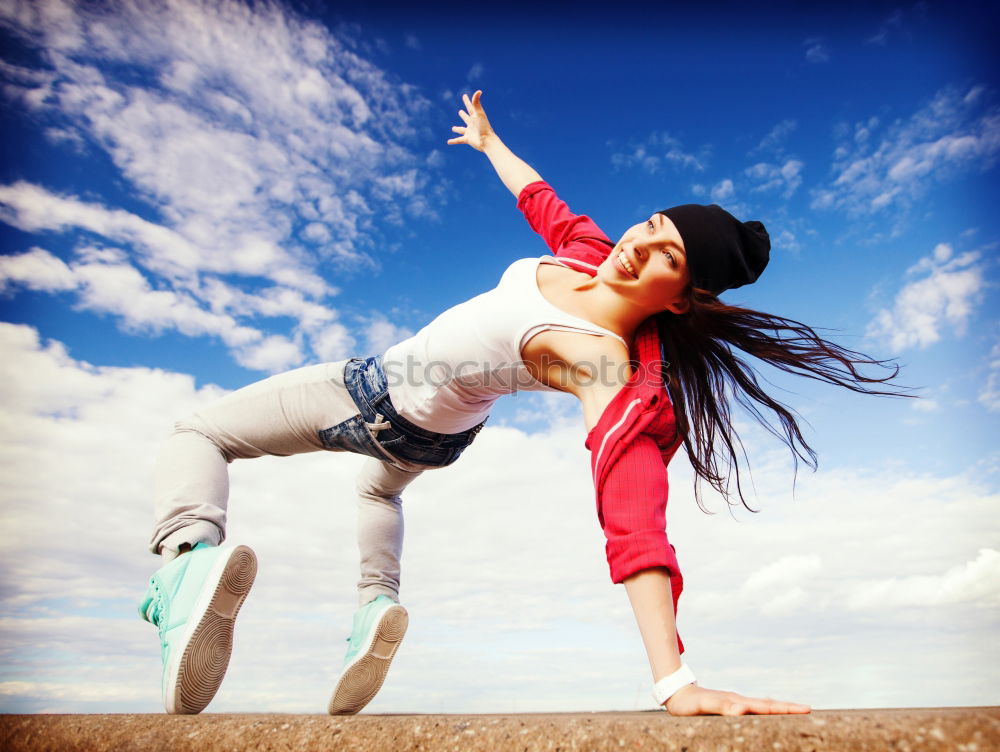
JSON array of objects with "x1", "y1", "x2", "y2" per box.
[
  {"x1": 167, "y1": 414, "x2": 236, "y2": 462},
  {"x1": 355, "y1": 459, "x2": 422, "y2": 501}
]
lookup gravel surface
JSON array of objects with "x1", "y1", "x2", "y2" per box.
[{"x1": 2, "y1": 707, "x2": 998, "y2": 751}]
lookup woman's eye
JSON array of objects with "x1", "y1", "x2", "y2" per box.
[{"x1": 647, "y1": 220, "x2": 654, "y2": 230}]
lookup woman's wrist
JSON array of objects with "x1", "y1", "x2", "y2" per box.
[
  {"x1": 663, "y1": 682, "x2": 699, "y2": 714},
  {"x1": 652, "y1": 663, "x2": 697, "y2": 708},
  {"x1": 480, "y1": 131, "x2": 504, "y2": 157}
]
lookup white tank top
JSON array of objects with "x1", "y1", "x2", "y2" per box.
[{"x1": 382, "y1": 256, "x2": 626, "y2": 433}]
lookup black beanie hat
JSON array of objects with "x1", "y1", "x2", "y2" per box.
[{"x1": 657, "y1": 204, "x2": 771, "y2": 296}]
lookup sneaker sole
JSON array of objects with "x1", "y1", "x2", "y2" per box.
[
  {"x1": 328, "y1": 604, "x2": 408, "y2": 715},
  {"x1": 167, "y1": 545, "x2": 257, "y2": 714}
]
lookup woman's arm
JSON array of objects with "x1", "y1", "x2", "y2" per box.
[
  {"x1": 560, "y1": 346, "x2": 813, "y2": 717},
  {"x1": 625, "y1": 569, "x2": 812, "y2": 715},
  {"x1": 447, "y1": 90, "x2": 542, "y2": 198},
  {"x1": 449, "y1": 91, "x2": 611, "y2": 265}
]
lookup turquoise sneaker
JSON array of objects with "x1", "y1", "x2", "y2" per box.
[
  {"x1": 328, "y1": 594, "x2": 408, "y2": 714},
  {"x1": 138, "y1": 543, "x2": 257, "y2": 714}
]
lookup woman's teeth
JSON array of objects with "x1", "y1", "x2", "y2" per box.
[{"x1": 619, "y1": 251, "x2": 636, "y2": 277}]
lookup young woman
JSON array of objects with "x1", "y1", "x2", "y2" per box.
[{"x1": 139, "y1": 90, "x2": 905, "y2": 717}]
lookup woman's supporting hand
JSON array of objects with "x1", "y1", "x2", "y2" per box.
[
  {"x1": 664, "y1": 683, "x2": 812, "y2": 716},
  {"x1": 623, "y1": 569, "x2": 811, "y2": 717},
  {"x1": 445, "y1": 90, "x2": 542, "y2": 198},
  {"x1": 447, "y1": 90, "x2": 494, "y2": 152}
]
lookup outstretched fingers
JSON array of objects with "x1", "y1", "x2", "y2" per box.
[
  {"x1": 447, "y1": 106, "x2": 472, "y2": 146},
  {"x1": 762, "y1": 699, "x2": 812, "y2": 714},
  {"x1": 447, "y1": 90, "x2": 489, "y2": 150},
  {"x1": 720, "y1": 693, "x2": 811, "y2": 715}
]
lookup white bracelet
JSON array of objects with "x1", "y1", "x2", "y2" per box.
[{"x1": 651, "y1": 663, "x2": 697, "y2": 708}]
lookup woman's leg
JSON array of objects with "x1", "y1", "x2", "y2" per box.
[
  {"x1": 329, "y1": 457, "x2": 423, "y2": 715},
  {"x1": 150, "y1": 361, "x2": 362, "y2": 559},
  {"x1": 355, "y1": 457, "x2": 423, "y2": 606},
  {"x1": 143, "y1": 359, "x2": 425, "y2": 714}
]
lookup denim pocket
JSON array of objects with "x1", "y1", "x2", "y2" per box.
[
  {"x1": 318, "y1": 415, "x2": 393, "y2": 462},
  {"x1": 374, "y1": 430, "x2": 459, "y2": 467}
]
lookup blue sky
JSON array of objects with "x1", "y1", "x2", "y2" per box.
[{"x1": 0, "y1": 0, "x2": 997, "y2": 714}]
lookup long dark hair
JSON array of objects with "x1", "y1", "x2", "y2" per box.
[{"x1": 656, "y1": 286, "x2": 916, "y2": 513}]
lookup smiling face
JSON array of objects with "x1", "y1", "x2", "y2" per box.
[{"x1": 598, "y1": 212, "x2": 692, "y2": 315}]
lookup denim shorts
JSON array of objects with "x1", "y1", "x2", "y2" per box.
[{"x1": 318, "y1": 355, "x2": 485, "y2": 469}]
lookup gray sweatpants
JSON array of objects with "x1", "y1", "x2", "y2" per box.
[{"x1": 149, "y1": 360, "x2": 426, "y2": 606}]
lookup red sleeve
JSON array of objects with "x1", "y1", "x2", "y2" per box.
[
  {"x1": 516, "y1": 181, "x2": 614, "y2": 269},
  {"x1": 588, "y1": 431, "x2": 685, "y2": 655}
]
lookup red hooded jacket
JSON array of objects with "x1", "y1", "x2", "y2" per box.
[{"x1": 518, "y1": 181, "x2": 685, "y2": 653}]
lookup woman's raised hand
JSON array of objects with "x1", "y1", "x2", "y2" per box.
[
  {"x1": 445, "y1": 90, "x2": 542, "y2": 197},
  {"x1": 447, "y1": 90, "x2": 494, "y2": 152},
  {"x1": 665, "y1": 684, "x2": 812, "y2": 716}
]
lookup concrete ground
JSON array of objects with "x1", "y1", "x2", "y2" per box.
[{"x1": 2, "y1": 707, "x2": 997, "y2": 751}]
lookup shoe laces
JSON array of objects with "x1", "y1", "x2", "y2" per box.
[
  {"x1": 141, "y1": 581, "x2": 173, "y2": 666},
  {"x1": 142, "y1": 580, "x2": 166, "y2": 628}
]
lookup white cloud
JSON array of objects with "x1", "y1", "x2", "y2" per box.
[
  {"x1": 0, "y1": 181, "x2": 215, "y2": 287},
  {"x1": 867, "y1": 243, "x2": 985, "y2": 351},
  {"x1": 742, "y1": 554, "x2": 823, "y2": 594},
  {"x1": 310, "y1": 323, "x2": 356, "y2": 362},
  {"x1": 0, "y1": 245, "x2": 270, "y2": 355},
  {"x1": 811, "y1": 84, "x2": 1000, "y2": 216},
  {"x1": 1, "y1": 325, "x2": 997, "y2": 712},
  {"x1": 0, "y1": 247, "x2": 76, "y2": 292},
  {"x1": 0, "y1": 243, "x2": 354, "y2": 376},
  {"x1": 868, "y1": 9, "x2": 904, "y2": 45},
  {"x1": 846, "y1": 548, "x2": 1000, "y2": 609},
  {"x1": 773, "y1": 228, "x2": 800, "y2": 254},
  {"x1": 752, "y1": 119, "x2": 798, "y2": 157},
  {"x1": 710, "y1": 178, "x2": 734, "y2": 202},
  {"x1": 610, "y1": 132, "x2": 708, "y2": 174},
  {"x1": 233, "y1": 333, "x2": 303, "y2": 373},
  {"x1": 72, "y1": 248, "x2": 262, "y2": 346},
  {"x1": 676, "y1": 456, "x2": 999, "y2": 703},
  {"x1": 199, "y1": 278, "x2": 337, "y2": 332},
  {"x1": 804, "y1": 38, "x2": 830, "y2": 64},
  {"x1": 979, "y1": 339, "x2": 1000, "y2": 413},
  {"x1": 364, "y1": 316, "x2": 414, "y2": 356},
  {"x1": 0, "y1": 0, "x2": 438, "y2": 371},
  {"x1": 912, "y1": 397, "x2": 939, "y2": 412},
  {"x1": 867, "y1": 4, "x2": 928, "y2": 47},
  {"x1": 745, "y1": 159, "x2": 804, "y2": 199}
]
